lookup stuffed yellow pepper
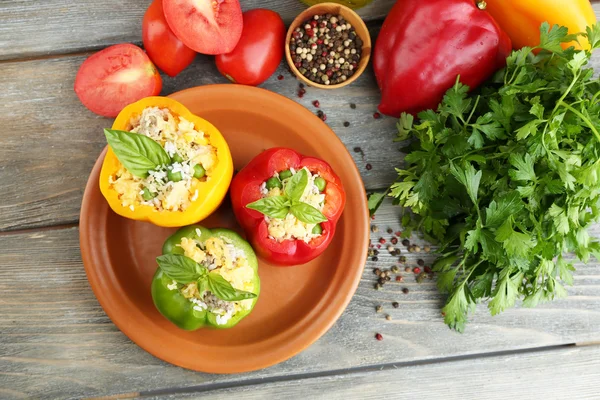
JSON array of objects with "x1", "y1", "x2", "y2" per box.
[{"x1": 99, "y1": 97, "x2": 233, "y2": 227}]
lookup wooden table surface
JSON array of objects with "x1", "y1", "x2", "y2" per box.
[{"x1": 2, "y1": 1, "x2": 600, "y2": 399}]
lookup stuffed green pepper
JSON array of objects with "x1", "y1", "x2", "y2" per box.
[{"x1": 151, "y1": 225, "x2": 260, "y2": 330}]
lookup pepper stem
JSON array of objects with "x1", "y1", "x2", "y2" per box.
[{"x1": 476, "y1": 1, "x2": 487, "y2": 10}]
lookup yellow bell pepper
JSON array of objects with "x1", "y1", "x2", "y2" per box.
[
  {"x1": 99, "y1": 96, "x2": 233, "y2": 227},
  {"x1": 483, "y1": 0, "x2": 597, "y2": 50}
]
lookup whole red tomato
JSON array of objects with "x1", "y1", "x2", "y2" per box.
[
  {"x1": 142, "y1": 0, "x2": 196, "y2": 77},
  {"x1": 215, "y1": 9, "x2": 285, "y2": 86}
]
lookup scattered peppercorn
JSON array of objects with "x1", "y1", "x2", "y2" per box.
[
  {"x1": 392, "y1": 301, "x2": 399, "y2": 308},
  {"x1": 386, "y1": 228, "x2": 393, "y2": 234},
  {"x1": 373, "y1": 268, "x2": 381, "y2": 276},
  {"x1": 378, "y1": 277, "x2": 386, "y2": 285},
  {"x1": 399, "y1": 256, "x2": 407, "y2": 263},
  {"x1": 376, "y1": 244, "x2": 381, "y2": 249},
  {"x1": 424, "y1": 245, "x2": 431, "y2": 253},
  {"x1": 413, "y1": 267, "x2": 421, "y2": 274},
  {"x1": 395, "y1": 231, "x2": 402, "y2": 237},
  {"x1": 417, "y1": 259, "x2": 425, "y2": 266},
  {"x1": 373, "y1": 112, "x2": 381, "y2": 119},
  {"x1": 378, "y1": 237, "x2": 386, "y2": 244},
  {"x1": 408, "y1": 246, "x2": 414, "y2": 253},
  {"x1": 402, "y1": 288, "x2": 409, "y2": 294},
  {"x1": 393, "y1": 249, "x2": 402, "y2": 256},
  {"x1": 402, "y1": 239, "x2": 410, "y2": 246},
  {"x1": 289, "y1": 14, "x2": 363, "y2": 86},
  {"x1": 391, "y1": 266, "x2": 399, "y2": 273},
  {"x1": 343, "y1": 121, "x2": 350, "y2": 127},
  {"x1": 416, "y1": 272, "x2": 427, "y2": 283},
  {"x1": 387, "y1": 246, "x2": 395, "y2": 253},
  {"x1": 320, "y1": 113, "x2": 327, "y2": 121},
  {"x1": 299, "y1": 83, "x2": 305, "y2": 89},
  {"x1": 405, "y1": 266, "x2": 411, "y2": 273},
  {"x1": 396, "y1": 275, "x2": 403, "y2": 282},
  {"x1": 375, "y1": 333, "x2": 383, "y2": 341},
  {"x1": 385, "y1": 275, "x2": 391, "y2": 281},
  {"x1": 414, "y1": 245, "x2": 421, "y2": 253},
  {"x1": 371, "y1": 224, "x2": 379, "y2": 233},
  {"x1": 385, "y1": 314, "x2": 392, "y2": 321},
  {"x1": 350, "y1": 103, "x2": 356, "y2": 109},
  {"x1": 374, "y1": 283, "x2": 381, "y2": 290},
  {"x1": 373, "y1": 249, "x2": 379, "y2": 256},
  {"x1": 353, "y1": 146, "x2": 365, "y2": 160},
  {"x1": 424, "y1": 266, "x2": 432, "y2": 274},
  {"x1": 277, "y1": 75, "x2": 284, "y2": 80},
  {"x1": 367, "y1": 248, "x2": 374, "y2": 257},
  {"x1": 366, "y1": 163, "x2": 372, "y2": 170},
  {"x1": 391, "y1": 237, "x2": 398, "y2": 245},
  {"x1": 372, "y1": 256, "x2": 378, "y2": 262},
  {"x1": 376, "y1": 305, "x2": 383, "y2": 313}
]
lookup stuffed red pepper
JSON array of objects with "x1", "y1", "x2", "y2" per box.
[{"x1": 230, "y1": 148, "x2": 345, "y2": 266}]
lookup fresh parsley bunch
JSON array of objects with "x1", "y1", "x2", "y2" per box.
[{"x1": 377, "y1": 23, "x2": 600, "y2": 331}]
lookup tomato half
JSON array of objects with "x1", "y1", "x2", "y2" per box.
[
  {"x1": 74, "y1": 44, "x2": 162, "y2": 117},
  {"x1": 162, "y1": 0, "x2": 243, "y2": 55},
  {"x1": 143, "y1": 0, "x2": 196, "y2": 77},
  {"x1": 215, "y1": 9, "x2": 285, "y2": 86}
]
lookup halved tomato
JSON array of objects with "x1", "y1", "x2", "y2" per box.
[
  {"x1": 74, "y1": 44, "x2": 162, "y2": 117},
  {"x1": 162, "y1": 0, "x2": 243, "y2": 55},
  {"x1": 143, "y1": 0, "x2": 196, "y2": 77}
]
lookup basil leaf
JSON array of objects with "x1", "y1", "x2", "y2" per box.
[
  {"x1": 285, "y1": 168, "x2": 308, "y2": 202},
  {"x1": 156, "y1": 254, "x2": 204, "y2": 284},
  {"x1": 104, "y1": 129, "x2": 171, "y2": 178},
  {"x1": 197, "y1": 277, "x2": 208, "y2": 296},
  {"x1": 207, "y1": 272, "x2": 257, "y2": 301},
  {"x1": 246, "y1": 196, "x2": 289, "y2": 219},
  {"x1": 290, "y1": 203, "x2": 327, "y2": 224}
]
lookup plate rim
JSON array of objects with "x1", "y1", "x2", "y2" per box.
[{"x1": 80, "y1": 84, "x2": 369, "y2": 373}]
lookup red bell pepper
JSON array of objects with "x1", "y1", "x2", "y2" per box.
[
  {"x1": 230, "y1": 148, "x2": 345, "y2": 266},
  {"x1": 373, "y1": 0, "x2": 512, "y2": 117}
]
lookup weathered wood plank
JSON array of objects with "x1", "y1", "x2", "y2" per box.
[
  {"x1": 0, "y1": 0, "x2": 396, "y2": 60},
  {"x1": 0, "y1": 48, "x2": 399, "y2": 231},
  {"x1": 145, "y1": 345, "x2": 600, "y2": 399},
  {"x1": 1, "y1": 202, "x2": 599, "y2": 398}
]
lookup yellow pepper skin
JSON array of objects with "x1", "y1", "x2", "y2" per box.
[
  {"x1": 484, "y1": 0, "x2": 597, "y2": 50},
  {"x1": 99, "y1": 96, "x2": 233, "y2": 227}
]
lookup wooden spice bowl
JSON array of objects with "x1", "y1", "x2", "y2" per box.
[{"x1": 285, "y1": 3, "x2": 371, "y2": 89}]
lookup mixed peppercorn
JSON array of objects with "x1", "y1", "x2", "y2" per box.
[
  {"x1": 289, "y1": 13, "x2": 363, "y2": 86},
  {"x1": 367, "y1": 222, "x2": 437, "y2": 340}
]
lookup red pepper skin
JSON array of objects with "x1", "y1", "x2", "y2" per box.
[
  {"x1": 230, "y1": 148, "x2": 346, "y2": 266},
  {"x1": 373, "y1": 0, "x2": 512, "y2": 117}
]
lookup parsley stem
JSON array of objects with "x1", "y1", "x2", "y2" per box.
[
  {"x1": 465, "y1": 95, "x2": 481, "y2": 126},
  {"x1": 559, "y1": 101, "x2": 600, "y2": 142}
]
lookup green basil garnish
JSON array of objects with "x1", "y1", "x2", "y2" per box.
[
  {"x1": 246, "y1": 196, "x2": 290, "y2": 219},
  {"x1": 285, "y1": 168, "x2": 309, "y2": 201},
  {"x1": 104, "y1": 129, "x2": 171, "y2": 178},
  {"x1": 246, "y1": 167, "x2": 327, "y2": 224},
  {"x1": 156, "y1": 254, "x2": 206, "y2": 284},
  {"x1": 207, "y1": 272, "x2": 257, "y2": 301},
  {"x1": 156, "y1": 254, "x2": 256, "y2": 302},
  {"x1": 290, "y1": 202, "x2": 328, "y2": 224}
]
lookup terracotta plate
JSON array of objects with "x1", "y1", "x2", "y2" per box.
[{"x1": 80, "y1": 85, "x2": 369, "y2": 373}]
